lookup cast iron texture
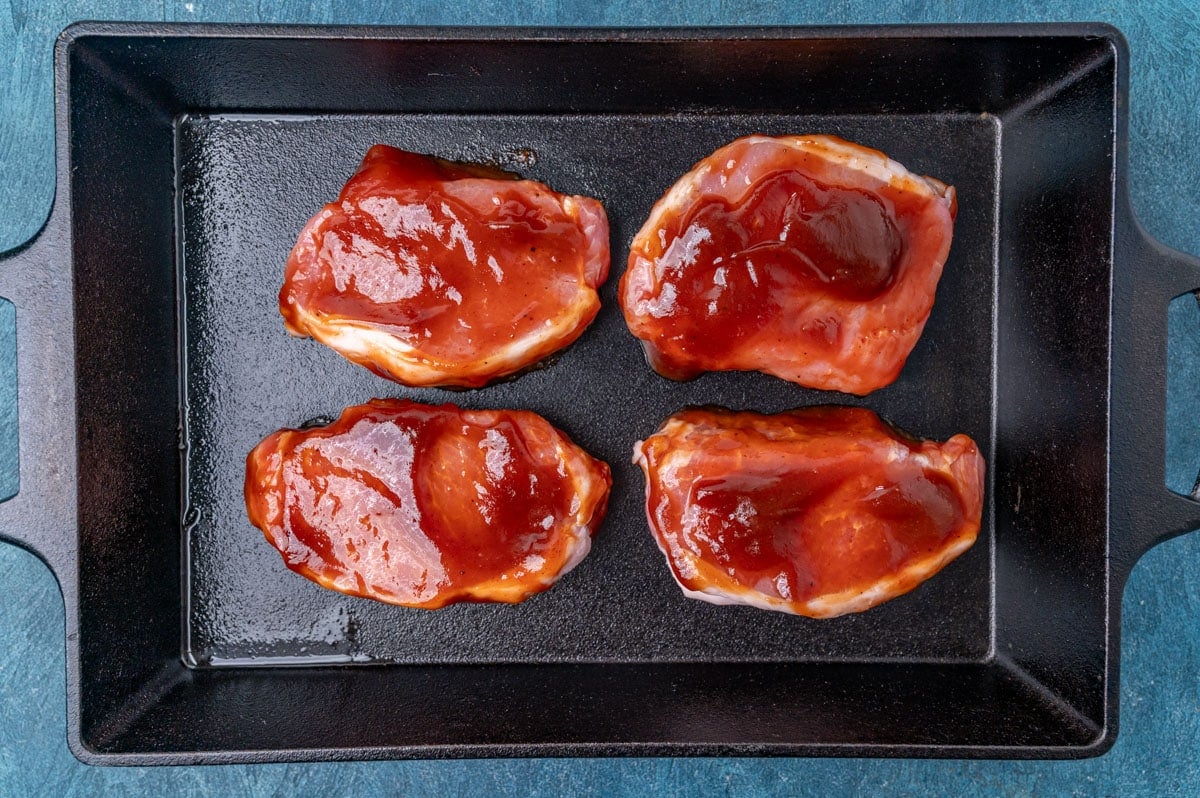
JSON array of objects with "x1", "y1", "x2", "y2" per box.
[
  {"x1": 1, "y1": 23, "x2": 1199, "y2": 763},
  {"x1": 179, "y1": 111, "x2": 996, "y2": 667}
]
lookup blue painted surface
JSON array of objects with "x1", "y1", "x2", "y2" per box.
[{"x1": 2, "y1": 1, "x2": 1200, "y2": 794}]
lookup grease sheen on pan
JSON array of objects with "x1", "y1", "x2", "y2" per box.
[
  {"x1": 633, "y1": 406, "x2": 984, "y2": 618},
  {"x1": 281, "y1": 145, "x2": 611, "y2": 388},
  {"x1": 620, "y1": 135, "x2": 956, "y2": 395},
  {"x1": 245, "y1": 399, "x2": 612, "y2": 609}
]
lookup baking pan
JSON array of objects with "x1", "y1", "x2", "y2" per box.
[{"x1": 1, "y1": 22, "x2": 1199, "y2": 763}]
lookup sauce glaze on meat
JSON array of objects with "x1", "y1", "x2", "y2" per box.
[
  {"x1": 633, "y1": 406, "x2": 984, "y2": 617},
  {"x1": 282, "y1": 145, "x2": 610, "y2": 388},
  {"x1": 245, "y1": 399, "x2": 611, "y2": 608},
  {"x1": 620, "y1": 135, "x2": 956, "y2": 395}
]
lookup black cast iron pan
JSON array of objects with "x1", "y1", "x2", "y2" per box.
[{"x1": 1, "y1": 22, "x2": 1199, "y2": 763}]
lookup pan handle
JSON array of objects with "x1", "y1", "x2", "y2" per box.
[
  {"x1": 1111, "y1": 214, "x2": 1200, "y2": 576},
  {"x1": 0, "y1": 202, "x2": 75, "y2": 581}
]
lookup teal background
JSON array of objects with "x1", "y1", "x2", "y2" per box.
[{"x1": 3, "y1": 1, "x2": 1200, "y2": 794}]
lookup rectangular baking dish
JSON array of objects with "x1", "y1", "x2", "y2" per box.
[{"x1": 2, "y1": 23, "x2": 1199, "y2": 763}]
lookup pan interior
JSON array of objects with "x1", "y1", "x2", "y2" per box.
[
  {"x1": 180, "y1": 109, "x2": 1003, "y2": 662},
  {"x1": 178, "y1": 111, "x2": 999, "y2": 667}
]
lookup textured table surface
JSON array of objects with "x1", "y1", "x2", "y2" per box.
[{"x1": 3, "y1": 1, "x2": 1200, "y2": 795}]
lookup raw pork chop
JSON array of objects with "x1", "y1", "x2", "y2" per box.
[
  {"x1": 620, "y1": 135, "x2": 956, "y2": 395},
  {"x1": 246, "y1": 399, "x2": 611, "y2": 608},
  {"x1": 633, "y1": 406, "x2": 984, "y2": 617},
  {"x1": 282, "y1": 145, "x2": 610, "y2": 388}
]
